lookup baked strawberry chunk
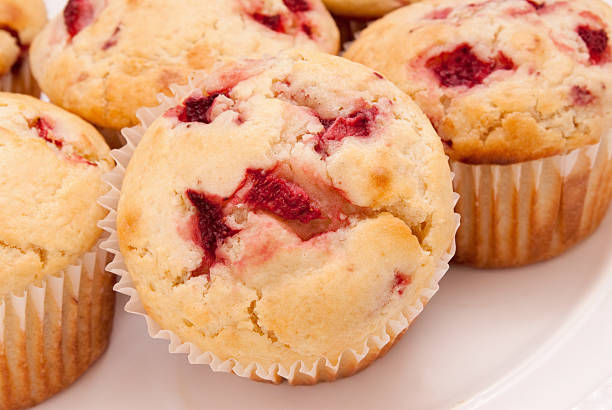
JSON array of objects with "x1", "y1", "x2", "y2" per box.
[
  {"x1": 35, "y1": 117, "x2": 62, "y2": 149},
  {"x1": 571, "y1": 86, "x2": 595, "y2": 105},
  {"x1": 426, "y1": 43, "x2": 515, "y2": 88},
  {"x1": 244, "y1": 169, "x2": 322, "y2": 223},
  {"x1": 283, "y1": 0, "x2": 311, "y2": 12},
  {"x1": 577, "y1": 25, "x2": 609, "y2": 64},
  {"x1": 252, "y1": 13, "x2": 284, "y2": 32},
  {"x1": 315, "y1": 106, "x2": 378, "y2": 156},
  {"x1": 64, "y1": 0, "x2": 95, "y2": 38},
  {"x1": 186, "y1": 190, "x2": 238, "y2": 277},
  {"x1": 31, "y1": 117, "x2": 97, "y2": 166},
  {"x1": 102, "y1": 26, "x2": 121, "y2": 50},
  {"x1": 392, "y1": 272, "x2": 411, "y2": 295},
  {"x1": 178, "y1": 94, "x2": 224, "y2": 124}
]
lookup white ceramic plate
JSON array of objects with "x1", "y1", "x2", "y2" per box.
[{"x1": 37, "y1": 1, "x2": 612, "y2": 408}]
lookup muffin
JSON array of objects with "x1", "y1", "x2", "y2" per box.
[
  {"x1": 29, "y1": 0, "x2": 340, "y2": 133},
  {"x1": 115, "y1": 49, "x2": 457, "y2": 384},
  {"x1": 346, "y1": 0, "x2": 612, "y2": 267},
  {"x1": 324, "y1": 0, "x2": 415, "y2": 18},
  {"x1": 0, "y1": 93, "x2": 115, "y2": 408},
  {"x1": 0, "y1": 0, "x2": 46, "y2": 95}
]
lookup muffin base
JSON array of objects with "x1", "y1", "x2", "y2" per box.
[
  {"x1": 0, "y1": 245, "x2": 115, "y2": 409},
  {"x1": 452, "y1": 131, "x2": 612, "y2": 268},
  {"x1": 0, "y1": 58, "x2": 40, "y2": 97},
  {"x1": 99, "y1": 77, "x2": 459, "y2": 385}
]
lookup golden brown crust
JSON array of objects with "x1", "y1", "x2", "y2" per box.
[
  {"x1": 0, "y1": 93, "x2": 113, "y2": 296},
  {"x1": 345, "y1": 0, "x2": 612, "y2": 164}
]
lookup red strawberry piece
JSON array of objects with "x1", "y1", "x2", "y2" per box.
[
  {"x1": 64, "y1": 0, "x2": 95, "y2": 38},
  {"x1": 315, "y1": 106, "x2": 378, "y2": 156},
  {"x1": 35, "y1": 117, "x2": 63, "y2": 149},
  {"x1": 392, "y1": 272, "x2": 412, "y2": 295},
  {"x1": 571, "y1": 86, "x2": 595, "y2": 105},
  {"x1": 178, "y1": 94, "x2": 223, "y2": 124},
  {"x1": 186, "y1": 190, "x2": 239, "y2": 278},
  {"x1": 252, "y1": 13, "x2": 284, "y2": 32},
  {"x1": 244, "y1": 169, "x2": 323, "y2": 223},
  {"x1": 577, "y1": 25, "x2": 609, "y2": 64},
  {"x1": 426, "y1": 43, "x2": 515, "y2": 88},
  {"x1": 283, "y1": 0, "x2": 311, "y2": 12}
]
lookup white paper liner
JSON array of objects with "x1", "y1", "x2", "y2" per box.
[
  {"x1": 0, "y1": 242, "x2": 115, "y2": 408},
  {"x1": 0, "y1": 57, "x2": 40, "y2": 97},
  {"x1": 98, "y1": 75, "x2": 460, "y2": 384},
  {"x1": 452, "y1": 131, "x2": 612, "y2": 268}
]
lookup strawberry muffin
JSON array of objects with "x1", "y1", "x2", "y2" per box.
[
  {"x1": 0, "y1": 0, "x2": 46, "y2": 95},
  {"x1": 324, "y1": 0, "x2": 415, "y2": 18},
  {"x1": 0, "y1": 93, "x2": 115, "y2": 408},
  {"x1": 117, "y1": 50, "x2": 457, "y2": 384},
  {"x1": 346, "y1": 0, "x2": 612, "y2": 267},
  {"x1": 30, "y1": 0, "x2": 340, "y2": 132}
]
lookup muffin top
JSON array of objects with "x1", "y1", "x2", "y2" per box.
[
  {"x1": 30, "y1": 0, "x2": 340, "y2": 130},
  {"x1": 346, "y1": 0, "x2": 612, "y2": 164},
  {"x1": 0, "y1": 0, "x2": 47, "y2": 75},
  {"x1": 323, "y1": 0, "x2": 413, "y2": 18},
  {"x1": 118, "y1": 49, "x2": 455, "y2": 369},
  {"x1": 0, "y1": 93, "x2": 113, "y2": 296}
]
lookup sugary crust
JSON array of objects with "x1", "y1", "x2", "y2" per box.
[
  {"x1": 0, "y1": 93, "x2": 113, "y2": 296},
  {"x1": 345, "y1": 0, "x2": 612, "y2": 164},
  {"x1": 30, "y1": 0, "x2": 340, "y2": 130},
  {"x1": 117, "y1": 49, "x2": 455, "y2": 371},
  {"x1": 0, "y1": 0, "x2": 47, "y2": 75},
  {"x1": 323, "y1": 0, "x2": 414, "y2": 18}
]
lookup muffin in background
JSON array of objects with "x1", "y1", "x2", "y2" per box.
[
  {"x1": 0, "y1": 93, "x2": 115, "y2": 409},
  {"x1": 324, "y1": 0, "x2": 416, "y2": 18},
  {"x1": 0, "y1": 0, "x2": 46, "y2": 95},
  {"x1": 116, "y1": 49, "x2": 457, "y2": 384},
  {"x1": 346, "y1": 0, "x2": 612, "y2": 267},
  {"x1": 29, "y1": 0, "x2": 340, "y2": 132}
]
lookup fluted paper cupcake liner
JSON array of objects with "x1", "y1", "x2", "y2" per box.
[
  {"x1": 0, "y1": 243, "x2": 115, "y2": 409},
  {"x1": 0, "y1": 57, "x2": 40, "y2": 97},
  {"x1": 98, "y1": 75, "x2": 460, "y2": 385},
  {"x1": 452, "y1": 131, "x2": 612, "y2": 268}
]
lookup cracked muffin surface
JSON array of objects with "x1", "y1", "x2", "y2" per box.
[
  {"x1": 30, "y1": 0, "x2": 340, "y2": 130},
  {"x1": 345, "y1": 0, "x2": 612, "y2": 164},
  {"x1": 117, "y1": 49, "x2": 455, "y2": 370},
  {"x1": 0, "y1": 93, "x2": 113, "y2": 295}
]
